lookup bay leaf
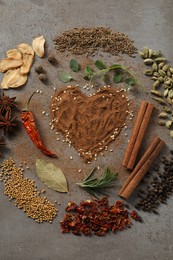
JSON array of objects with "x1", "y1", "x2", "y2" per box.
[
  {"x1": 36, "y1": 159, "x2": 68, "y2": 193},
  {"x1": 58, "y1": 72, "x2": 73, "y2": 83}
]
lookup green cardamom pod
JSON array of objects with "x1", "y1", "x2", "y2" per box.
[
  {"x1": 144, "y1": 58, "x2": 154, "y2": 65},
  {"x1": 153, "y1": 80, "x2": 160, "y2": 89},
  {"x1": 154, "y1": 57, "x2": 167, "y2": 63},
  {"x1": 158, "y1": 69, "x2": 166, "y2": 77},
  {"x1": 169, "y1": 68, "x2": 173, "y2": 74},
  {"x1": 167, "y1": 70, "x2": 171, "y2": 77},
  {"x1": 153, "y1": 72, "x2": 159, "y2": 77},
  {"x1": 164, "y1": 89, "x2": 169, "y2": 97},
  {"x1": 144, "y1": 69, "x2": 153, "y2": 76},
  {"x1": 152, "y1": 62, "x2": 158, "y2": 72},
  {"x1": 162, "y1": 106, "x2": 172, "y2": 113},
  {"x1": 150, "y1": 89, "x2": 163, "y2": 97},
  {"x1": 158, "y1": 62, "x2": 165, "y2": 69},
  {"x1": 162, "y1": 64, "x2": 169, "y2": 71},
  {"x1": 158, "y1": 76, "x2": 164, "y2": 83},
  {"x1": 158, "y1": 112, "x2": 168, "y2": 118},
  {"x1": 164, "y1": 78, "x2": 171, "y2": 85},
  {"x1": 166, "y1": 121, "x2": 172, "y2": 129},
  {"x1": 167, "y1": 97, "x2": 172, "y2": 105},
  {"x1": 158, "y1": 120, "x2": 166, "y2": 126},
  {"x1": 152, "y1": 50, "x2": 162, "y2": 58},
  {"x1": 139, "y1": 51, "x2": 145, "y2": 59},
  {"x1": 151, "y1": 76, "x2": 158, "y2": 81},
  {"x1": 148, "y1": 49, "x2": 153, "y2": 58},
  {"x1": 142, "y1": 47, "x2": 149, "y2": 58},
  {"x1": 152, "y1": 97, "x2": 167, "y2": 105},
  {"x1": 169, "y1": 130, "x2": 173, "y2": 138}
]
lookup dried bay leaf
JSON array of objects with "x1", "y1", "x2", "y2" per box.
[{"x1": 36, "y1": 159, "x2": 68, "y2": 193}]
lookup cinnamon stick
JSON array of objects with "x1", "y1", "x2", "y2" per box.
[
  {"x1": 127, "y1": 103, "x2": 154, "y2": 170},
  {"x1": 122, "y1": 101, "x2": 148, "y2": 167},
  {"x1": 119, "y1": 136, "x2": 165, "y2": 200}
]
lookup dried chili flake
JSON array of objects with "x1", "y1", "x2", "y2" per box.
[{"x1": 60, "y1": 197, "x2": 141, "y2": 236}]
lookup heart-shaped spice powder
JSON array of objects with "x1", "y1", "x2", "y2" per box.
[{"x1": 51, "y1": 86, "x2": 129, "y2": 162}]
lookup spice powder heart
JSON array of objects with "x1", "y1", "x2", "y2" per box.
[{"x1": 51, "y1": 86, "x2": 129, "y2": 163}]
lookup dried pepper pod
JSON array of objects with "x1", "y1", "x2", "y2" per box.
[{"x1": 22, "y1": 92, "x2": 57, "y2": 158}]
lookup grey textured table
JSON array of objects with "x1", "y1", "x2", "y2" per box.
[{"x1": 0, "y1": 1, "x2": 173, "y2": 260}]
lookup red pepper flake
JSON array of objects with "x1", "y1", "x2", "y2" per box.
[{"x1": 60, "y1": 197, "x2": 141, "y2": 236}]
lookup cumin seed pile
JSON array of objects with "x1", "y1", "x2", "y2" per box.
[{"x1": 54, "y1": 27, "x2": 137, "y2": 56}]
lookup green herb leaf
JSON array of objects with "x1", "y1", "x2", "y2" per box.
[
  {"x1": 125, "y1": 77, "x2": 136, "y2": 86},
  {"x1": 70, "y1": 59, "x2": 80, "y2": 72},
  {"x1": 109, "y1": 64, "x2": 125, "y2": 70},
  {"x1": 95, "y1": 60, "x2": 107, "y2": 70},
  {"x1": 58, "y1": 72, "x2": 73, "y2": 83},
  {"x1": 84, "y1": 65, "x2": 94, "y2": 80},
  {"x1": 103, "y1": 73, "x2": 110, "y2": 84},
  {"x1": 77, "y1": 167, "x2": 118, "y2": 197},
  {"x1": 113, "y1": 73, "x2": 122, "y2": 83},
  {"x1": 36, "y1": 159, "x2": 69, "y2": 193}
]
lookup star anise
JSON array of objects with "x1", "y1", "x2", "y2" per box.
[
  {"x1": 0, "y1": 92, "x2": 18, "y2": 114},
  {"x1": 0, "y1": 111, "x2": 17, "y2": 134}
]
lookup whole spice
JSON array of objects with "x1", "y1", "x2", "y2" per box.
[
  {"x1": 35, "y1": 64, "x2": 44, "y2": 74},
  {"x1": 0, "y1": 92, "x2": 18, "y2": 113},
  {"x1": 60, "y1": 197, "x2": 140, "y2": 236},
  {"x1": 0, "y1": 158, "x2": 57, "y2": 223},
  {"x1": 122, "y1": 101, "x2": 154, "y2": 170},
  {"x1": 22, "y1": 92, "x2": 57, "y2": 158},
  {"x1": 120, "y1": 136, "x2": 165, "y2": 199},
  {"x1": 54, "y1": 27, "x2": 137, "y2": 56},
  {"x1": 36, "y1": 159, "x2": 69, "y2": 193},
  {"x1": 0, "y1": 110, "x2": 17, "y2": 134},
  {"x1": 135, "y1": 152, "x2": 173, "y2": 213},
  {"x1": 38, "y1": 73, "x2": 47, "y2": 82},
  {"x1": 77, "y1": 167, "x2": 118, "y2": 197}
]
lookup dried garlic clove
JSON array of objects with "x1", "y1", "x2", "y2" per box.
[
  {"x1": 20, "y1": 53, "x2": 34, "y2": 75},
  {"x1": 1, "y1": 68, "x2": 27, "y2": 89},
  {"x1": 0, "y1": 58, "x2": 23, "y2": 72},
  {"x1": 17, "y1": 43, "x2": 34, "y2": 75},
  {"x1": 32, "y1": 35, "x2": 45, "y2": 58},
  {"x1": 166, "y1": 121, "x2": 172, "y2": 129},
  {"x1": 17, "y1": 43, "x2": 34, "y2": 56},
  {"x1": 1, "y1": 69, "x2": 20, "y2": 89},
  {"x1": 6, "y1": 48, "x2": 22, "y2": 60}
]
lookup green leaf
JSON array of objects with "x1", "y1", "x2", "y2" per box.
[
  {"x1": 36, "y1": 159, "x2": 68, "y2": 193},
  {"x1": 103, "y1": 73, "x2": 110, "y2": 84},
  {"x1": 84, "y1": 65, "x2": 94, "y2": 75},
  {"x1": 58, "y1": 72, "x2": 73, "y2": 83},
  {"x1": 95, "y1": 60, "x2": 107, "y2": 70},
  {"x1": 70, "y1": 59, "x2": 80, "y2": 72},
  {"x1": 113, "y1": 73, "x2": 122, "y2": 83},
  {"x1": 125, "y1": 77, "x2": 136, "y2": 86},
  {"x1": 84, "y1": 65, "x2": 94, "y2": 80}
]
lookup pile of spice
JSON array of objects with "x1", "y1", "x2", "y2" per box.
[
  {"x1": 54, "y1": 27, "x2": 137, "y2": 56},
  {"x1": 60, "y1": 197, "x2": 140, "y2": 236},
  {"x1": 0, "y1": 158, "x2": 57, "y2": 223},
  {"x1": 51, "y1": 86, "x2": 129, "y2": 162},
  {"x1": 135, "y1": 150, "x2": 173, "y2": 213}
]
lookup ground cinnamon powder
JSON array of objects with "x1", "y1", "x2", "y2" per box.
[{"x1": 51, "y1": 86, "x2": 128, "y2": 162}]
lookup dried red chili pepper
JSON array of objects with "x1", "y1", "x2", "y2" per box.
[
  {"x1": 22, "y1": 92, "x2": 57, "y2": 158},
  {"x1": 60, "y1": 197, "x2": 141, "y2": 236}
]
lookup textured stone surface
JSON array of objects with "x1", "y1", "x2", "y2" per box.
[{"x1": 0, "y1": 0, "x2": 173, "y2": 259}]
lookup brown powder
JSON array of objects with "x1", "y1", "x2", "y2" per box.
[
  {"x1": 54, "y1": 27, "x2": 137, "y2": 56},
  {"x1": 51, "y1": 86, "x2": 128, "y2": 162}
]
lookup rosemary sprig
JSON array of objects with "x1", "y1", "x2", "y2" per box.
[{"x1": 77, "y1": 167, "x2": 118, "y2": 198}]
